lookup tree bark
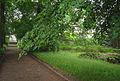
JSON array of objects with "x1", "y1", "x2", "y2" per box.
[{"x1": 0, "y1": 1, "x2": 5, "y2": 48}]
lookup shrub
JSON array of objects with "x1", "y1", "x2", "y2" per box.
[
  {"x1": 5, "y1": 36, "x2": 9, "y2": 46},
  {"x1": 97, "y1": 46, "x2": 114, "y2": 53},
  {"x1": 113, "y1": 49, "x2": 120, "y2": 53},
  {"x1": 0, "y1": 48, "x2": 5, "y2": 57},
  {"x1": 80, "y1": 52, "x2": 120, "y2": 64},
  {"x1": 98, "y1": 54, "x2": 120, "y2": 64},
  {"x1": 79, "y1": 45, "x2": 115, "y2": 53}
]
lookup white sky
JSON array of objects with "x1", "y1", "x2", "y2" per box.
[{"x1": 9, "y1": 35, "x2": 17, "y2": 42}]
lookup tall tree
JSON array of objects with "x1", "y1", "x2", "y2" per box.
[
  {"x1": 83, "y1": 0, "x2": 120, "y2": 47},
  {"x1": 0, "y1": 0, "x2": 5, "y2": 48}
]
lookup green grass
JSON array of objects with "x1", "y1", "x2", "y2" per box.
[{"x1": 33, "y1": 51, "x2": 120, "y2": 81}]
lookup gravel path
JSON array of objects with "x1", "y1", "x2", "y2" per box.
[{"x1": 0, "y1": 44, "x2": 67, "y2": 81}]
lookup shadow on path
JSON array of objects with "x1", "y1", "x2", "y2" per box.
[{"x1": 0, "y1": 44, "x2": 67, "y2": 81}]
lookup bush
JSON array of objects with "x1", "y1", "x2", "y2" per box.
[
  {"x1": 60, "y1": 44, "x2": 116, "y2": 54},
  {"x1": 75, "y1": 38, "x2": 98, "y2": 46},
  {"x1": 75, "y1": 45, "x2": 114, "y2": 53},
  {"x1": 80, "y1": 52, "x2": 120, "y2": 64},
  {"x1": 0, "y1": 48, "x2": 5, "y2": 57},
  {"x1": 113, "y1": 49, "x2": 120, "y2": 53},
  {"x1": 97, "y1": 54, "x2": 120, "y2": 64},
  {"x1": 5, "y1": 36, "x2": 9, "y2": 46},
  {"x1": 97, "y1": 46, "x2": 114, "y2": 53}
]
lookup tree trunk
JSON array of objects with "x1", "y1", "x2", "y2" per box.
[{"x1": 0, "y1": 1, "x2": 5, "y2": 48}]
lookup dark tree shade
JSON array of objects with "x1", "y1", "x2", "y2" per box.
[
  {"x1": 36, "y1": 3, "x2": 43, "y2": 14},
  {"x1": 0, "y1": 1, "x2": 5, "y2": 48}
]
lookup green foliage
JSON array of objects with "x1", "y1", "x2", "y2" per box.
[
  {"x1": 18, "y1": 0, "x2": 85, "y2": 57},
  {"x1": 107, "y1": 55, "x2": 120, "y2": 64},
  {"x1": 5, "y1": 36, "x2": 9, "y2": 46},
  {"x1": 113, "y1": 49, "x2": 120, "y2": 54},
  {"x1": 60, "y1": 43, "x2": 116, "y2": 53},
  {"x1": 80, "y1": 51, "x2": 120, "y2": 64},
  {"x1": 75, "y1": 38, "x2": 98, "y2": 46},
  {"x1": 85, "y1": 45, "x2": 115, "y2": 53},
  {"x1": 18, "y1": 25, "x2": 60, "y2": 57},
  {"x1": 97, "y1": 54, "x2": 120, "y2": 64},
  {"x1": 4, "y1": 0, "x2": 120, "y2": 58},
  {"x1": 83, "y1": 0, "x2": 120, "y2": 47},
  {"x1": 63, "y1": 31, "x2": 76, "y2": 41},
  {"x1": 6, "y1": 0, "x2": 37, "y2": 39},
  {"x1": 0, "y1": 48, "x2": 5, "y2": 57}
]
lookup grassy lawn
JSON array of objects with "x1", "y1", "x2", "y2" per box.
[{"x1": 33, "y1": 51, "x2": 120, "y2": 81}]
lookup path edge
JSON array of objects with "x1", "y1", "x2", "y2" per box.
[
  {"x1": 30, "y1": 54, "x2": 70, "y2": 81},
  {"x1": 0, "y1": 54, "x2": 5, "y2": 66}
]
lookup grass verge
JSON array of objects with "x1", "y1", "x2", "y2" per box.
[{"x1": 33, "y1": 51, "x2": 120, "y2": 81}]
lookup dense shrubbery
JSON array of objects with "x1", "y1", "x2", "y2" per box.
[
  {"x1": 60, "y1": 43, "x2": 117, "y2": 53},
  {"x1": 84, "y1": 45, "x2": 115, "y2": 53},
  {"x1": 98, "y1": 54, "x2": 120, "y2": 64},
  {"x1": 60, "y1": 43, "x2": 120, "y2": 64},
  {"x1": 80, "y1": 52, "x2": 120, "y2": 64}
]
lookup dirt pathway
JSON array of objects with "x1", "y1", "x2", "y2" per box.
[{"x1": 0, "y1": 44, "x2": 67, "y2": 81}]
